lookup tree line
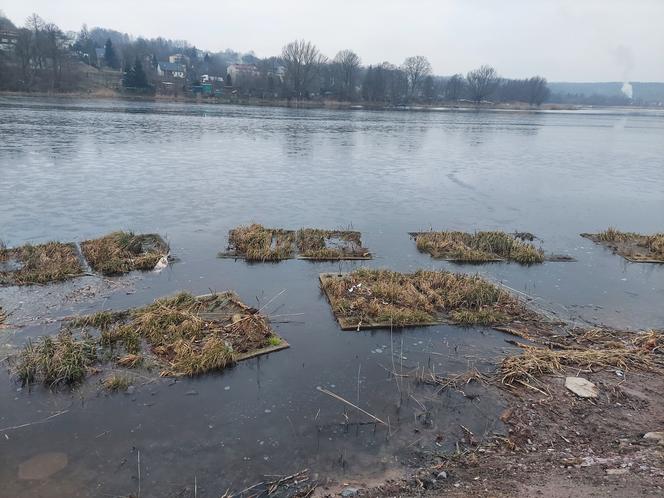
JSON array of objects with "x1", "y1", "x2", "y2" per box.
[{"x1": 0, "y1": 12, "x2": 553, "y2": 105}]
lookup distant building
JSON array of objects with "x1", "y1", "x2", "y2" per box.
[
  {"x1": 201, "y1": 74, "x2": 225, "y2": 83},
  {"x1": 157, "y1": 61, "x2": 186, "y2": 79},
  {"x1": 0, "y1": 30, "x2": 19, "y2": 52},
  {"x1": 168, "y1": 53, "x2": 190, "y2": 65},
  {"x1": 227, "y1": 63, "x2": 260, "y2": 84}
]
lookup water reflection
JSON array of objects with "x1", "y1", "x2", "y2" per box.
[{"x1": 0, "y1": 97, "x2": 663, "y2": 496}]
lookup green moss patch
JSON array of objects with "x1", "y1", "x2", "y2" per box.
[
  {"x1": 80, "y1": 231, "x2": 169, "y2": 275},
  {"x1": 219, "y1": 224, "x2": 371, "y2": 261},
  {"x1": 411, "y1": 230, "x2": 545, "y2": 264},
  {"x1": 0, "y1": 241, "x2": 84, "y2": 285},
  {"x1": 320, "y1": 268, "x2": 531, "y2": 330},
  {"x1": 582, "y1": 228, "x2": 664, "y2": 263}
]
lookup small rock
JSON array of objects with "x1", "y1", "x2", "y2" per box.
[
  {"x1": 643, "y1": 432, "x2": 664, "y2": 442},
  {"x1": 126, "y1": 386, "x2": 136, "y2": 395},
  {"x1": 437, "y1": 471, "x2": 448, "y2": 479},
  {"x1": 341, "y1": 487, "x2": 359, "y2": 497},
  {"x1": 606, "y1": 468, "x2": 629, "y2": 475},
  {"x1": 185, "y1": 390, "x2": 198, "y2": 396},
  {"x1": 565, "y1": 377, "x2": 598, "y2": 398}
]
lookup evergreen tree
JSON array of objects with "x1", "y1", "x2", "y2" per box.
[
  {"x1": 132, "y1": 58, "x2": 148, "y2": 88},
  {"x1": 104, "y1": 38, "x2": 119, "y2": 69},
  {"x1": 122, "y1": 61, "x2": 134, "y2": 87}
]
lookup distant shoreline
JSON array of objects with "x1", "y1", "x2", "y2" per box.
[{"x1": 4, "y1": 90, "x2": 661, "y2": 113}]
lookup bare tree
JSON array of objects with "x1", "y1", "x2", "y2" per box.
[
  {"x1": 402, "y1": 55, "x2": 431, "y2": 99},
  {"x1": 281, "y1": 39, "x2": 325, "y2": 98},
  {"x1": 526, "y1": 76, "x2": 550, "y2": 105},
  {"x1": 466, "y1": 65, "x2": 498, "y2": 103},
  {"x1": 444, "y1": 74, "x2": 465, "y2": 101},
  {"x1": 333, "y1": 49, "x2": 361, "y2": 101}
]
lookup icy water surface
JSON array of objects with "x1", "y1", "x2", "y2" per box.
[{"x1": 1, "y1": 97, "x2": 664, "y2": 497}]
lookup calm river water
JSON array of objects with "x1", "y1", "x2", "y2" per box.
[{"x1": 1, "y1": 97, "x2": 663, "y2": 497}]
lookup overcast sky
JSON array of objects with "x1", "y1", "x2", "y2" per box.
[{"x1": 3, "y1": 0, "x2": 663, "y2": 81}]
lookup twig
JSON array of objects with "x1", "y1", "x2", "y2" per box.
[
  {"x1": 258, "y1": 288, "x2": 287, "y2": 313},
  {"x1": 0, "y1": 409, "x2": 69, "y2": 433},
  {"x1": 137, "y1": 450, "x2": 141, "y2": 498},
  {"x1": 357, "y1": 363, "x2": 361, "y2": 403},
  {"x1": 316, "y1": 387, "x2": 387, "y2": 425}
]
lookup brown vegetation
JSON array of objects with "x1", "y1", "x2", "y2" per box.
[
  {"x1": 221, "y1": 224, "x2": 371, "y2": 261},
  {"x1": 319, "y1": 268, "x2": 530, "y2": 330},
  {"x1": 80, "y1": 231, "x2": 168, "y2": 275},
  {"x1": 582, "y1": 228, "x2": 664, "y2": 262},
  {"x1": 0, "y1": 241, "x2": 83, "y2": 285},
  {"x1": 13, "y1": 331, "x2": 97, "y2": 386},
  {"x1": 296, "y1": 228, "x2": 371, "y2": 259},
  {"x1": 221, "y1": 224, "x2": 295, "y2": 261},
  {"x1": 12, "y1": 292, "x2": 288, "y2": 387},
  {"x1": 412, "y1": 230, "x2": 545, "y2": 264}
]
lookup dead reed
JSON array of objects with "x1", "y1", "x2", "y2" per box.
[
  {"x1": 0, "y1": 242, "x2": 83, "y2": 285},
  {"x1": 321, "y1": 268, "x2": 528, "y2": 328},
  {"x1": 414, "y1": 231, "x2": 544, "y2": 264},
  {"x1": 80, "y1": 231, "x2": 168, "y2": 275}
]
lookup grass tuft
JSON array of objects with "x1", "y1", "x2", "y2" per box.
[
  {"x1": 584, "y1": 229, "x2": 664, "y2": 262},
  {"x1": 13, "y1": 331, "x2": 97, "y2": 386},
  {"x1": 223, "y1": 225, "x2": 371, "y2": 261},
  {"x1": 414, "y1": 231, "x2": 544, "y2": 264},
  {"x1": 102, "y1": 374, "x2": 132, "y2": 391},
  {"x1": 0, "y1": 242, "x2": 83, "y2": 285},
  {"x1": 80, "y1": 231, "x2": 168, "y2": 275},
  {"x1": 321, "y1": 268, "x2": 527, "y2": 328}
]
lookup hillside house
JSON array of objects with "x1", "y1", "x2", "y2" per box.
[
  {"x1": 0, "y1": 30, "x2": 18, "y2": 52},
  {"x1": 157, "y1": 61, "x2": 186, "y2": 79}
]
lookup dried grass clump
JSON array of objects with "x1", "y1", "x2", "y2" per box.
[
  {"x1": 13, "y1": 331, "x2": 97, "y2": 386},
  {"x1": 0, "y1": 242, "x2": 83, "y2": 285},
  {"x1": 72, "y1": 292, "x2": 279, "y2": 377},
  {"x1": 644, "y1": 234, "x2": 664, "y2": 258},
  {"x1": 80, "y1": 231, "x2": 168, "y2": 275},
  {"x1": 595, "y1": 227, "x2": 641, "y2": 242},
  {"x1": 583, "y1": 229, "x2": 664, "y2": 262},
  {"x1": 102, "y1": 374, "x2": 132, "y2": 391},
  {"x1": 500, "y1": 344, "x2": 654, "y2": 385},
  {"x1": 321, "y1": 268, "x2": 526, "y2": 328},
  {"x1": 0, "y1": 306, "x2": 6, "y2": 325},
  {"x1": 414, "y1": 231, "x2": 544, "y2": 264},
  {"x1": 222, "y1": 225, "x2": 371, "y2": 261},
  {"x1": 296, "y1": 229, "x2": 370, "y2": 260},
  {"x1": 224, "y1": 224, "x2": 295, "y2": 261}
]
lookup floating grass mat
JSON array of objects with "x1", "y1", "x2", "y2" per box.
[
  {"x1": 219, "y1": 224, "x2": 372, "y2": 262},
  {"x1": 319, "y1": 268, "x2": 532, "y2": 331},
  {"x1": 410, "y1": 230, "x2": 546, "y2": 264},
  {"x1": 11, "y1": 292, "x2": 288, "y2": 386},
  {"x1": 0, "y1": 241, "x2": 84, "y2": 285},
  {"x1": 581, "y1": 228, "x2": 664, "y2": 263},
  {"x1": 80, "y1": 231, "x2": 169, "y2": 275}
]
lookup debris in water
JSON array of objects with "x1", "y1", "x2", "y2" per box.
[
  {"x1": 0, "y1": 241, "x2": 84, "y2": 285},
  {"x1": 219, "y1": 224, "x2": 372, "y2": 261},
  {"x1": 80, "y1": 231, "x2": 170, "y2": 275},
  {"x1": 319, "y1": 268, "x2": 536, "y2": 330},
  {"x1": 581, "y1": 228, "x2": 664, "y2": 263}
]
